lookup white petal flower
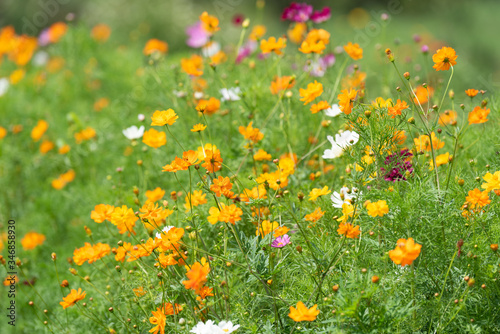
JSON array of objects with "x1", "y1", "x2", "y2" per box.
[
  {"x1": 324, "y1": 104, "x2": 342, "y2": 117},
  {"x1": 322, "y1": 135, "x2": 343, "y2": 159},
  {"x1": 32, "y1": 51, "x2": 49, "y2": 66},
  {"x1": 202, "y1": 41, "x2": 221, "y2": 57},
  {"x1": 138, "y1": 114, "x2": 145, "y2": 122},
  {"x1": 122, "y1": 125, "x2": 145, "y2": 140},
  {"x1": 0, "y1": 78, "x2": 9, "y2": 97},
  {"x1": 218, "y1": 321, "x2": 240, "y2": 333},
  {"x1": 190, "y1": 320, "x2": 223, "y2": 334},
  {"x1": 331, "y1": 187, "x2": 356, "y2": 208},
  {"x1": 194, "y1": 91, "x2": 204, "y2": 99},
  {"x1": 220, "y1": 87, "x2": 241, "y2": 102},
  {"x1": 335, "y1": 130, "x2": 359, "y2": 149},
  {"x1": 155, "y1": 226, "x2": 174, "y2": 240}
]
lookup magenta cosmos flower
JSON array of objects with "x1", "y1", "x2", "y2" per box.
[
  {"x1": 311, "y1": 7, "x2": 331, "y2": 23},
  {"x1": 272, "y1": 235, "x2": 291, "y2": 248},
  {"x1": 186, "y1": 22, "x2": 210, "y2": 48},
  {"x1": 281, "y1": 3, "x2": 313, "y2": 22}
]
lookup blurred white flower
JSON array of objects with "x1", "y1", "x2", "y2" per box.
[
  {"x1": 220, "y1": 87, "x2": 241, "y2": 102},
  {"x1": 202, "y1": 41, "x2": 221, "y2": 57},
  {"x1": 173, "y1": 90, "x2": 187, "y2": 98},
  {"x1": 324, "y1": 104, "x2": 342, "y2": 117},
  {"x1": 0, "y1": 78, "x2": 9, "y2": 97},
  {"x1": 122, "y1": 125, "x2": 145, "y2": 140},
  {"x1": 138, "y1": 114, "x2": 145, "y2": 122},
  {"x1": 32, "y1": 51, "x2": 49, "y2": 66},
  {"x1": 194, "y1": 91, "x2": 204, "y2": 99}
]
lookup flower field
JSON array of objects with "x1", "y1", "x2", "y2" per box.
[{"x1": 1, "y1": 1, "x2": 500, "y2": 333}]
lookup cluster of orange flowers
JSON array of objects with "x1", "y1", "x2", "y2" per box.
[
  {"x1": 51, "y1": 170, "x2": 76, "y2": 190},
  {"x1": 73, "y1": 242, "x2": 111, "y2": 265}
]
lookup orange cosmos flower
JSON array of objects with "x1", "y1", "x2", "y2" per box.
[
  {"x1": 21, "y1": 232, "x2": 46, "y2": 250},
  {"x1": 58, "y1": 144, "x2": 71, "y2": 154},
  {"x1": 413, "y1": 132, "x2": 444, "y2": 152},
  {"x1": 413, "y1": 85, "x2": 434, "y2": 105},
  {"x1": 432, "y1": 46, "x2": 457, "y2": 71},
  {"x1": 481, "y1": 171, "x2": 500, "y2": 192},
  {"x1": 9, "y1": 35, "x2": 38, "y2": 66},
  {"x1": 304, "y1": 207, "x2": 325, "y2": 223},
  {"x1": 249, "y1": 25, "x2": 266, "y2": 40},
  {"x1": 74, "y1": 127, "x2": 96, "y2": 143},
  {"x1": 133, "y1": 286, "x2": 147, "y2": 297},
  {"x1": 143, "y1": 38, "x2": 168, "y2": 56},
  {"x1": 270, "y1": 76, "x2": 295, "y2": 95},
  {"x1": 310, "y1": 100, "x2": 330, "y2": 114},
  {"x1": 387, "y1": 99, "x2": 409, "y2": 118},
  {"x1": 366, "y1": 200, "x2": 389, "y2": 217},
  {"x1": 308, "y1": 186, "x2": 331, "y2": 201},
  {"x1": 468, "y1": 106, "x2": 490, "y2": 124},
  {"x1": 91, "y1": 24, "x2": 111, "y2": 42},
  {"x1": 201, "y1": 149, "x2": 223, "y2": 173},
  {"x1": 256, "y1": 220, "x2": 279, "y2": 237},
  {"x1": 299, "y1": 29, "x2": 330, "y2": 54},
  {"x1": 191, "y1": 124, "x2": 207, "y2": 132},
  {"x1": 210, "y1": 50, "x2": 227, "y2": 65},
  {"x1": 139, "y1": 202, "x2": 172, "y2": 223},
  {"x1": 181, "y1": 54, "x2": 203, "y2": 76},
  {"x1": 31, "y1": 120, "x2": 48, "y2": 142},
  {"x1": 149, "y1": 307, "x2": 166, "y2": 334},
  {"x1": 337, "y1": 223, "x2": 361, "y2": 239},
  {"x1": 389, "y1": 238, "x2": 422, "y2": 266},
  {"x1": 48, "y1": 22, "x2": 67, "y2": 43},
  {"x1": 40, "y1": 140, "x2": 54, "y2": 154},
  {"x1": 162, "y1": 157, "x2": 190, "y2": 173},
  {"x1": 466, "y1": 188, "x2": 490, "y2": 209},
  {"x1": 0, "y1": 127, "x2": 7, "y2": 140},
  {"x1": 438, "y1": 110, "x2": 457, "y2": 126},
  {"x1": 337, "y1": 88, "x2": 358, "y2": 115},
  {"x1": 273, "y1": 226, "x2": 290, "y2": 238},
  {"x1": 9, "y1": 68, "x2": 25, "y2": 84},
  {"x1": 60, "y1": 288, "x2": 86, "y2": 309},
  {"x1": 200, "y1": 12, "x2": 220, "y2": 34},
  {"x1": 183, "y1": 258, "x2": 210, "y2": 292},
  {"x1": 299, "y1": 81, "x2": 323, "y2": 105},
  {"x1": 287, "y1": 22, "x2": 307, "y2": 44},
  {"x1": 343, "y1": 42, "x2": 363, "y2": 60},
  {"x1": 91, "y1": 204, "x2": 115, "y2": 223},
  {"x1": 146, "y1": 187, "x2": 165, "y2": 203},
  {"x1": 465, "y1": 89, "x2": 479, "y2": 97},
  {"x1": 196, "y1": 97, "x2": 220, "y2": 115},
  {"x1": 289, "y1": 302, "x2": 320, "y2": 322},
  {"x1": 110, "y1": 205, "x2": 138, "y2": 235},
  {"x1": 260, "y1": 37, "x2": 286, "y2": 55},
  {"x1": 184, "y1": 190, "x2": 207, "y2": 212},
  {"x1": 218, "y1": 204, "x2": 243, "y2": 225},
  {"x1": 151, "y1": 109, "x2": 178, "y2": 126},
  {"x1": 162, "y1": 302, "x2": 182, "y2": 315},
  {"x1": 93, "y1": 97, "x2": 109, "y2": 111},
  {"x1": 142, "y1": 128, "x2": 167, "y2": 149},
  {"x1": 3, "y1": 275, "x2": 18, "y2": 286},
  {"x1": 253, "y1": 149, "x2": 272, "y2": 161},
  {"x1": 239, "y1": 122, "x2": 264, "y2": 143},
  {"x1": 207, "y1": 206, "x2": 223, "y2": 225},
  {"x1": 210, "y1": 176, "x2": 234, "y2": 198}
]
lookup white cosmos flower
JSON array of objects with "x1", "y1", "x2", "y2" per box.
[
  {"x1": 324, "y1": 104, "x2": 342, "y2": 117},
  {"x1": 218, "y1": 321, "x2": 240, "y2": 333},
  {"x1": 32, "y1": 51, "x2": 49, "y2": 66},
  {"x1": 322, "y1": 135, "x2": 343, "y2": 159},
  {"x1": 155, "y1": 226, "x2": 174, "y2": 240},
  {"x1": 220, "y1": 87, "x2": 241, "y2": 102},
  {"x1": 202, "y1": 41, "x2": 221, "y2": 57},
  {"x1": 331, "y1": 186, "x2": 356, "y2": 208},
  {"x1": 194, "y1": 91, "x2": 204, "y2": 99},
  {"x1": 122, "y1": 125, "x2": 145, "y2": 140},
  {"x1": 138, "y1": 114, "x2": 145, "y2": 122},
  {"x1": 0, "y1": 78, "x2": 9, "y2": 97},
  {"x1": 190, "y1": 320, "x2": 223, "y2": 334},
  {"x1": 322, "y1": 130, "x2": 360, "y2": 159}
]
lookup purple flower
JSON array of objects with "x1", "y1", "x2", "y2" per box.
[
  {"x1": 311, "y1": 7, "x2": 331, "y2": 23},
  {"x1": 38, "y1": 29, "x2": 51, "y2": 47},
  {"x1": 421, "y1": 45, "x2": 429, "y2": 54},
  {"x1": 236, "y1": 40, "x2": 257, "y2": 64},
  {"x1": 186, "y1": 22, "x2": 210, "y2": 48},
  {"x1": 271, "y1": 235, "x2": 291, "y2": 248},
  {"x1": 381, "y1": 149, "x2": 413, "y2": 182},
  {"x1": 281, "y1": 3, "x2": 313, "y2": 22}
]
